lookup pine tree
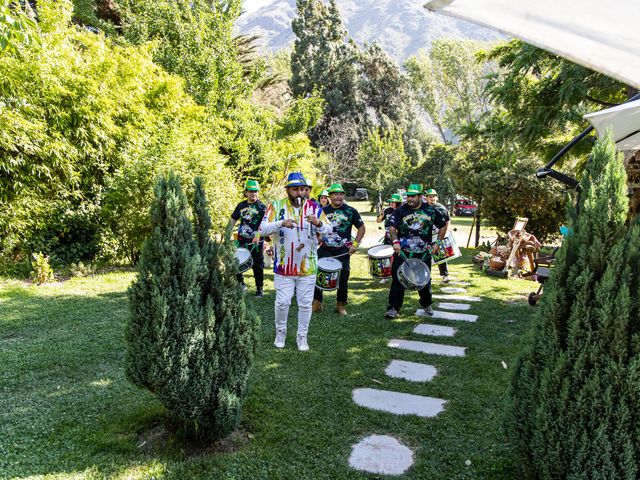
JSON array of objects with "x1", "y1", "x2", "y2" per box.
[
  {"x1": 126, "y1": 174, "x2": 259, "y2": 440},
  {"x1": 506, "y1": 134, "x2": 640, "y2": 479}
]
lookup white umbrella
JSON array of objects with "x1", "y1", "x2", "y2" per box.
[
  {"x1": 584, "y1": 100, "x2": 640, "y2": 151},
  {"x1": 424, "y1": 0, "x2": 640, "y2": 89}
]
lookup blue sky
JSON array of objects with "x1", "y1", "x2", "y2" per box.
[{"x1": 244, "y1": 0, "x2": 275, "y2": 14}]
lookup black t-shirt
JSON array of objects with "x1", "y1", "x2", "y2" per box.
[
  {"x1": 231, "y1": 200, "x2": 266, "y2": 241},
  {"x1": 431, "y1": 202, "x2": 450, "y2": 233},
  {"x1": 390, "y1": 203, "x2": 446, "y2": 253},
  {"x1": 320, "y1": 204, "x2": 364, "y2": 249},
  {"x1": 382, "y1": 207, "x2": 395, "y2": 229}
]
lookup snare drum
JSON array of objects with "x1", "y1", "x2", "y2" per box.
[
  {"x1": 397, "y1": 258, "x2": 431, "y2": 290},
  {"x1": 235, "y1": 247, "x2": 253, "y2": 273},
  {"x1": 367, "y1": 245, "x2": 394, "y2": 278},
  {"x1": 316, "y1": 257, "x2": 342, "y2": 291}
]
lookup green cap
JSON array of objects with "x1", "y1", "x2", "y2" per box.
[
  {"x1": 387, "y1": 193, "x2": 403, "y2": 203},
  {"x1": 245, "y1": 179, "x2": 260, "y2": 191},
  {"x1": 425, "y1": 188, "x2": 438, "y2": 196},
  {"x1": 328, "y1": 183, "x2": 345, "y2": 194},
  {"x1": 406, "y1": 183, "x2": 423, "y2": 196},
  {"x1": 319, "y1": 189, "x2": 329, "y2": 197}
]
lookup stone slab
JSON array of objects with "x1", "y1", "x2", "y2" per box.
[
  {"x1": 432, "y1": 310, "x2": 478, "y2": 323},
  {"x1": 433, "y1": 294, "x2": 482, "y2": 302},
  {"x1": 413, "y1": 323, "x2": 457, "y2": 337},
  {"x1": 349, "y1": 434, "x2": 414, "y2": 475},
  {"x1": 352, "y1": 388, "x2": 446, "y2": 417},
  {"x1": 441, "y1": 287, "x2": 467, "y2": 294},
  {"x1": 385, "y1": 359, "x2": 438, "y2": 382},
  {"x1": 388, "y1": 339, "x2": 466, "y2": 357},
  {"x1": 449, "y1": 281, "x2": 471, "y2": 286},
  {"x1": 436, "y1": 302, "x2": 471, "y2": 311}
]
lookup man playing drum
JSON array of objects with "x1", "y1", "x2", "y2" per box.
[
  {"x1": 228, "y1": 179, "x2": 267, "y2": 297},
  {"x1": 425, "y1": 188, "x2": 452, "y2": 283},
  {"x1": 385, "y1": 184, "x2": 447, "y2": 319},
  {"x1": 313, "y1": 183, "x2": 366, "y2": 316},
  {"x1": 377, "y1": 193, "x2": 403, "y2": 245},
  {"x1": 259, "y1": 172, "x2": 331, "y2": 351}
]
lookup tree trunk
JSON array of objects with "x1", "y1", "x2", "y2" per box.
[{"x1": 475, "y1": 205, "x2": 481, "y2": 247}]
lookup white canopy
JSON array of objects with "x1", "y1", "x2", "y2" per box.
[
  {"x1": 584, "y1": 100, "x2": 640, "y2": 151},
  {"x1": 424, "y1": 0, "x2": 640, "y2": 89}
]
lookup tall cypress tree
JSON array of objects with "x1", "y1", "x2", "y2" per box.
[
  {"x1": 126, "y1": 174, "x2": 258, "y2": 440},
  {"x1": 506, "y1": 134, "x2": 640, "y2": 479}
]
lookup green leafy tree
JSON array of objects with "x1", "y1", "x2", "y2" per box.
[
  {"x1": 506, "y1": 134, "x2": 640, "y2": 479},
  {"x1": 0, "y1": 0, "x2": 37, "y2": 51},
  {"x1": 126, "y1": 173, "x2": 258, "y2": 440},
  {"x1": 412, "y1": 144, "x2": 456, "y2": 209}
]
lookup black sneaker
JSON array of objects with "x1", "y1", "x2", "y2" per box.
[
  {"x1": 255, "y1": 289, "x2": 264, "y2": 298},
  {"x1": 384, "y1": 308, "x2": 399, "y2": 319}
]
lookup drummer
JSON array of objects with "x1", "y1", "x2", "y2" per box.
[
  {"x1": 425, "y1": 188, "x2": 451, "y2": 283},
  {"x1": 376, "y1": 193, "x2": 403, "y2": 245},
  {"x1": 385, "y1": 183, "x2": 447, "y2": 319},
  {"x1": 313, "y1": 183, "x2": 365, "y2": 316},
  {"x1": 318, "y1": 189, "x2": 330, "y2": 209},
  {"x1": 259, "y1": 172, "x2": 331, "y2": 351},
  {"x1": 228, "y1": 179, "x2": 267, "y2": 297}
]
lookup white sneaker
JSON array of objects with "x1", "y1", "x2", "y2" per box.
[
  {"x1": 416, "y1": 306, "x2": 434, "y2": 317},
  {"x1": 274, "y1": 329, "x2": 286, "y2": 348},
  {"x1": 442, "y1": 275, "x2": 450, "y2": 283},
  {"x1": 297, "y1": 334, "x2": 309, "y2": 352}
]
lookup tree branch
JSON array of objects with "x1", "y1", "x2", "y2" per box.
[{"x1": 585, "y1": 95, "x2": 618, "y2": 108}]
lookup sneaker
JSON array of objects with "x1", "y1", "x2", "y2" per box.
[
  {"x1": 297, "y1": 334, "x2": 309, "y2": 352},
  {"x1": 415, "y1": 306, "x2": 434, "y2": 317},
  {"x1": 241, "y1": 284, "x2": 248, "y2": 292},
  {"x1": 255, "y1": 289, "x2": 264, "y2": 298},
  {"x1": 384, "y1": 308, "x2": 399, "y2": 319},
  {"x1": 336, "y1": 302, "x2": 347, "y2": 316},
  {"x1": 312, "y1": 299, "x2": 323, "y2": 313},
  {"x1": 274, "y1": 329, "x2": 286, "y2": 348},
  {"x1": 442, "y1": 275, "x2": 450, "y2": 283}
]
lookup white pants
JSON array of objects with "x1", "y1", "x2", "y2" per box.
[{"x1": 274, "y1": 273, "x2": 316, "y2": 336}]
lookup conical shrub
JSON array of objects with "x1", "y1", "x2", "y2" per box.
[{"x1": 506, "y1": 134, "x2": 640, "y2": 479}]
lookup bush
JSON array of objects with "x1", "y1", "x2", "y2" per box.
[
  {"x1": 126, "y1": 173, "x2": 258, "y2": 440},
  {"x1": 506, "y1": 134, "x2": 640, "y2": 479},
  {"x1": 30, "y1": 252, "x2": 54, "y2": 285}
]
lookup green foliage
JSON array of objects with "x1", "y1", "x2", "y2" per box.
[
  {"x1": 30, "y1": 252, "x2": 54, "y2": 285},
  {"x1": 126, "y1": 173, "x2": 258, "y2": 440},
  {"x1": 355, "y1": 128, "x2": 409, "y2": 207},
  {"x1": 506, "y1": 135, "x2": 640, "y2": 479},
  {"x1": 412, "y1": 144, "x2": 456, "y2": 208},
  {"x1": 0, "y1": 0, "x2": 37, "y2": 51},
  {"x1": 69, "y1": 260, "x2": 96, "y2": 277},
  {"x1": 451, "y1": 137, "x2": 566, "y2": 241}
]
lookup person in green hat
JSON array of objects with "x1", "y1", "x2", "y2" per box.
[
  {"x1": 318, "y1": 189, "x2": 330, "y2": 208},
  {"x1": 425, "y1": 188, "x2": 452, "y2": 282},
  {"x1": 229, "y1": 179, "x2": 267, "y2": 297},
  {"x1": 384, "y1": 183, "x2": 447, "y2": 319},
  {"x1": 313, "y1": 183, "x2": 366, "y2": 316},
  {"x1": 376, "y1": 193, "x2": 404, "y2": 245}
]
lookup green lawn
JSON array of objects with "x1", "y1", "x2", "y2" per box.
[{"x1": 0, "y1": 205, "x2": 540, "y2": 479}]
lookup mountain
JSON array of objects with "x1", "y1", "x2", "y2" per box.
[{"x1": 236, "y1": 0, "x2": 504, "y2": 62}]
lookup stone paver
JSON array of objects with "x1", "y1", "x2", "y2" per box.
[
  {"x1": 433, "y1": 294, "x2": 481, "y2": 302},
  {"x1": 385, "y1": 359, "x2": 438, "y2": 382},
  {"x1": 388, "y1": 338, "x2": 466, "y2": 357},
  {"x1": 449, "y1": 281, "x2": 471, "y2": 286},
  {"x1": 437, "y1": 302, "x2": 471, "y2": 311},
  {"x1": 349, "y1": 435, "x2": 414, "y2": 475},
  {"x1": 413, "y1": 323, "x2": 457, "y2": 337},
  {"x1": 353, "y1": 388, "x2": 446, "y2": 417},
  {"x1": 432, "y1": 310, "x2": 478, "y2": 323},
  {"x1": 441, "y1": 287, "x2": 467, "y2": 294}
]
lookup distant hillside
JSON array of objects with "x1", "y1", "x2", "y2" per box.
[{"x1": 236, "y1": 0, "x2": 504, "y2": 61}]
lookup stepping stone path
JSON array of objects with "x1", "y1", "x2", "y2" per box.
[
  {"x1": 432, "y1": 310, "x2": 478, "y2": 323},
  {"x1": 413, "y1": 323, "x2": 457, "y2": 337},
  {"x1": 349, "y1": 435, "x2": 414, "y2": 475},
  {"x1": 388, "y1": 338, "x2": 466, "y2": 357},
  {"x1": 441, "y1": 286, "x2": 467, "y2": 294},
  {"x1": 385, "y1": 360, "x2": 438, "y2": 382},
  {"x1": 437, "y1": 302, "x2": 471, "y2": 311},
  {"x1": 433, "y1": 294, "x2": 481, "y2": 302},
  {"x1": 449, "y1": 281, "x2": 471, "y2": 286},
  {"x1": 353, "y1": 388, "x2": 446, "y2": 417},
  {"x1": 348, "y1": 273, "x2": 482, "y2": 475}
]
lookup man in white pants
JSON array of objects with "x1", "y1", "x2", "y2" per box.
[{"x1": 259, "y1": 172, "x2": 331, "y2": 351}]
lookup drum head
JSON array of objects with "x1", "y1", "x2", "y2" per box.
[
  {"x1": 235, "y1": 247, "x2": 251, "y2": 263},
  {"x1": 318, "y1": 257, "x2": 342, "y2": 271},
  {"x1": 398, "y1": 258, "x2": 430, "y2": 290},
  {"x1": 367, "y1": 245, "x2": 394, "y2": 258}
]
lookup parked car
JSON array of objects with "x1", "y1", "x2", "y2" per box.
[
  {"x1": 454, "y1": 198, "x2": 477, "y2": 216},
  {"x1": 355, "y1": 188, "x2": 368, "y2": 200}
]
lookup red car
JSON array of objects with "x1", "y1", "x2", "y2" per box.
[{"x1": 454, "y1": 199, "x2": 477, "y2": 216}]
